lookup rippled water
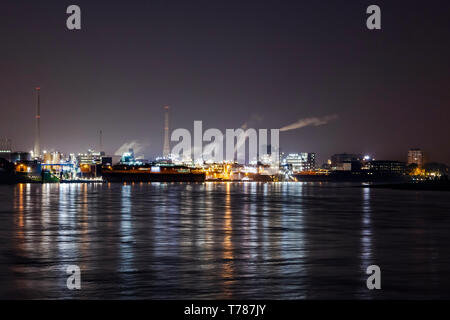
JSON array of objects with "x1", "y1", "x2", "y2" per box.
[{"x1": 0, "y1": 182, "x2": 450, "y2": 299}]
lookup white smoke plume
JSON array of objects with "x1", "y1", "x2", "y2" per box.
[
  {"x1": 234, "y1": 113, "x2": 264, "y2": 152},
  {"x1": 240, "y1": 113, "x2": 264, "y2": 130},
  {"x1": 192, "y1": 114, "x2": 264, "y2": 160},
  {"x1": 280, "y1": 114, "x2": 338, "y2": 132},
  {"x1": 114, "y1": 140, "x2": 146, "y2": 156}
]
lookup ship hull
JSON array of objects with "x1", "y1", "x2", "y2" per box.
[
  {"x1": 103, "y1": 172, "x2": 206, "y2": 183},
  {"x1": 294, "y1": 172, "x2": 411, "y2": 183}
]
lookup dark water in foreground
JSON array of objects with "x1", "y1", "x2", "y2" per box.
[{"x1": 0, "y1": 182, "x2": 449, "y2": 299}]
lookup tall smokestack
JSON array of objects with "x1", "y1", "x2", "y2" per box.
[
  {"x1": 163, "y1": 105, "x2": 170, "y2": 158},
  {"x1": 99, "y1": 130, "x2": 103, "y2": 153},
  {"x1": 34, "y1": 87, "x2": 41, "y2": 159}
]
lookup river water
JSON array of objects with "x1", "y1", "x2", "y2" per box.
[{"x1": 0, "y1": 182, "x2": 449, "y2": 299}]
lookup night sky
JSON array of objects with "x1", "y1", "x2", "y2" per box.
[{"x1": 1, "y1": 0, "x2": 449, "y2": 165}]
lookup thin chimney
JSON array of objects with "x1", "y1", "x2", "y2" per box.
[
  {"x1": 34, "y1": 87, "x2": 41, "y2": 158},
  {"x1": 163, "y1": 105, "x2": 170, "y2": 158}
]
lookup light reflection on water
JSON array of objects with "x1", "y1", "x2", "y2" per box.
[{"x1": 1, "y1": 182, "x2": 450, "y2": 299}]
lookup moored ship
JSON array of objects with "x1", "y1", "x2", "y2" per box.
[
  {"x1": 293, "y1": 170, "x2": 411, "y2": 183},
  {"x1": 102, "y1": 164, "x2": 206, "y2": 182}
]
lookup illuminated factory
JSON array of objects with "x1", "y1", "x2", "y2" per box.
[{"x1": 1, "y1": 90, "x2": 447, "y2": 183}]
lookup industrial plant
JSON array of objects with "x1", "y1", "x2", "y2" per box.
[{"x1": 0, "y1": 89, "x2": 448, "y2": 185}]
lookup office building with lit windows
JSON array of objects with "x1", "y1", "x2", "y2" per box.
[
  {"x1": 407, "y1": 149, "x2": 424, "y2": 168},
  {"x1": 281, "y1": 153, "x2": 316, "y2": 172}
]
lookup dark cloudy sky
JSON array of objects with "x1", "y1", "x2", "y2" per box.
[{"x1": 1, "y1": 0, "x2": 449, "y2": 164}]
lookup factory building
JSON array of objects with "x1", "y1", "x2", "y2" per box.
[
  {"x1": 281, "y1": 153, "x2": 316, "y2": 172},
  {"x1": 369, "y1": 160, "x2": 406, "y2": 175}
]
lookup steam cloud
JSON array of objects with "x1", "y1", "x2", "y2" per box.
[
  {"x1": 280, "y1": 114, "x2": 338, "y2": 132},
  {"x1": 241, "y1": 113, "x2": 264, "y2": 130},
  {"x1": 114, "y1": 140, "x2": 146, "y2": 156}
]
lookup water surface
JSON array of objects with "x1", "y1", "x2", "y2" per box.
[{"x1": 0, "y1": 182, "x2": 449, "y2": 299}]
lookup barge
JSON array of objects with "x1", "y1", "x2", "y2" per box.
[{"x1": 102, "y1": 164, "x2": 206, "y2": 183}]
